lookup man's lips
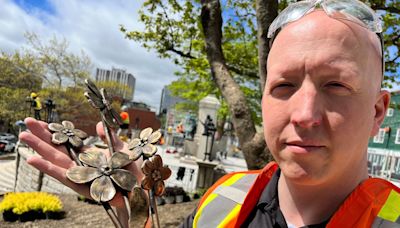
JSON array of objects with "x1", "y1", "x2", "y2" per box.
[{"x1": 284, "y1": 141, "x2": 325, "y2": 154}]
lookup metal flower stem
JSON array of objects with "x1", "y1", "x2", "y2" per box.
[
  {"x1": 148, "y1": 189, "x2": 161, "y2": 228},
  {"x1": 100, "y1": 114, "x2": 131, "y2": 226},
  {"x1": 103, "y1": 202, "x2": 123, "y2": 228},
  {"x1": 65, "y1": 144, "x2": 83, "y2": 166}
]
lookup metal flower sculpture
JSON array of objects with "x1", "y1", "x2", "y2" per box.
[
  {"x1": 128, "y1": 127, "x2": 162, "y2": 160},
  {"x1": 66, "y1": 150, "x2": 136, "y2": 202},
  {"x1": 84, "y1": 79, "x2": 122, "y2": 128},
  {"x1": 49, "y1": 121, "x2": 88, "y2": 148},
  {"x1": 141, "y1": 155, "x2": 171, "y2": 196}
]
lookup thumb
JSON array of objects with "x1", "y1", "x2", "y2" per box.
[{"x1": 96, "y1": 122, "x2": 124, "y2": 151}]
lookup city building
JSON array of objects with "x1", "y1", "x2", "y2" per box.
[
  {"x1": 368, "y1": 91, "x2": 400, "y2": 186},
  {"x1": 95, "y1": 67, "x2": 136, "y2": 101},
  {"x1": 159, "y1": 86, "x2": 186, "y2": 114}
]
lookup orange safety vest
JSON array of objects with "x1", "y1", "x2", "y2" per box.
[
  {"x1": 193, "y1": 162, "x2": 400, "y2": 228},
  {"x1": 120, "y1": 111, "x2": 130, "y2": 124}
]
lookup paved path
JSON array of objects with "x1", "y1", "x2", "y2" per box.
[{"x1": 0, "y1": 154, "x2": 16, "y2": 195}]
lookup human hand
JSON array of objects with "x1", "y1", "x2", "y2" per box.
[{"x1": 19, "y1": 117, "x2": 144, "y2": 208}]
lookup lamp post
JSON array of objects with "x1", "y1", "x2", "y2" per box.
[{"x1": 44, "y1": 99, "x2": 56, "y2": 123}]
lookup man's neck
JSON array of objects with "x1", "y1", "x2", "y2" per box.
[{"x1": 278, "y1": 167, "x2": 369, "y2": 227}]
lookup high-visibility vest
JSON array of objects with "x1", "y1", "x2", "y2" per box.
[
  {"x1": 193, "y1": 162, "x2": 400, "y2": 228},
  {"x1": 120, "y1": 111, "x2": 130, "y2": 124},
  {"x1": 33, "y1": 98, "x2": 42, "y2": 110}
]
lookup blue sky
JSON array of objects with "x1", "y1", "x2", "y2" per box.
[{"x1": 0, "y1": 0, "x2": 177, "y2": 111}]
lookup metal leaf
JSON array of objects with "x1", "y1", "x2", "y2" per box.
[
  {"x1": 102, "y1": 110, "x2": 118, "y2": 128},
  {"x1": 148, "y1": 130, "x2": 161, "y2": 144},
  {"x1": 90, "y1": 176, "x2": 116, "y2": 202},
  {"x1": 110, "y1": 169, "x2": 136, "y2": 191},
  {"x1": 153, "y1": 181, "x2": 165, "y2": 196},
  {"x1": 141, "y1": 176, "x2": 154, "y2": 191},
  {"x1": 52, "y1": 132, "x2": 68, "y2": 145},
  {"x1": 142, "y1": 144, "x2": 157, "y2": 157},
  {"x1": 85, "y1": 79, "x2": 102, "y2": 98},
  {"x1": 140, "y1": 128, "x2": 153, "y2": 140},
  {"x1": 128, "y1": 138, "x2": 141, "y2": 150},
  {"x1": 84, "y1": 92, "x2": 104, "y2": 109},
  {"x1": 128, "y1": 147, "x2": 142, "y2": 161},
  {"x1": 69, "y1": 135, "x2": 83, "y2": 148},
  {"x1": 72, "y1": 129, "x2": 88, "y2": 139},
  {"x1": 48, "y1": 123, "x2": 63, "y2": 132},
  {"x1": 110, "y1": 152, "x2": 131, "y2": 169},
  {"x1": 62, "y1": 120, "x2": 75, "y2": 130},
  {"x1": 79, "y1": 151, "x2": 107, "y2": 168},
  {"x1": 111, "y1": 109, "x2": 123, "y2": 126},
  {"x1": 66, "y1": 166, "x2": 102, "y2": 184}
]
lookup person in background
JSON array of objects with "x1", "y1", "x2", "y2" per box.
[
  {"x1": 30, "y1": 92, "x2": 42, "y2": 121},
  {"x1": 117, "y1": 105, "x2": 131, "y2": 141}
]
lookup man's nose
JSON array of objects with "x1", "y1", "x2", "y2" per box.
[{"x1": 290, "y1": 87, "x2": 322, "y2": 129}]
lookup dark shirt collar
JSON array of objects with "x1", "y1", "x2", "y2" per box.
[{"x1": 255, "y1": 169, "x2": 330, "y2": 228}]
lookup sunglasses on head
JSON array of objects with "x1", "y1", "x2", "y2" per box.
[{"x1": 268, "y1": 0, "x2": 385, "y2": 76}]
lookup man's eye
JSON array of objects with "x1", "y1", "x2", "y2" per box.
[{"x1": 270, "y1": 83, "x2": 295, "y2": 97}]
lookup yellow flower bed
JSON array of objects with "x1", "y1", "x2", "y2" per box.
[{"x1": 0, "y1": 192, "x2": 63, "y2": 215}]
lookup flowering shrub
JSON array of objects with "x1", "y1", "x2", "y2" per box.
[{"x1": 0, "y1": 192, "x2": 63, "y2": 215}]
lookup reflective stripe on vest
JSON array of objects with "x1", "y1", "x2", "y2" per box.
[
  {"x1": 372, "y1": 190, "x2": 400, "y2": 227},
  {"x1": 193, "y1": 173, "x2": 258, "y2": 228}
]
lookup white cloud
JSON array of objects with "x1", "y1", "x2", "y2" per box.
[{"x1": 0, "y1": 0, "x2": 178, "y2": 111}]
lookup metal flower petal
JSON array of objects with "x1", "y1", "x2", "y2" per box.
[
  {"x1": 66, "y1": 166, "x2": 102, "y2": 183},
  {"x1": 140, "y1": 128, "x2": 153, "y2": 140},
  {"x1": 69, "y1": 136, "x2": 83, "y2": 148},
  {"x1": 90, "y1": 175, "x2": 116, "y2": 202},
  {"x1": 148, "y1": 130, "x2": 162, "y2": 144},
  {"x1": 62, "y1": 120, "x2": 75, "y2": 130},
  {"x1": 52, "y1": 132, "x2": 69, "y2": 145},
  {"x1": 48, "y1": 123, "x2": 64, "y2": 132},
  {"x1": 110, "y1": 152, "x2": 132, "y2": 169},
  {"x1": 110, "y1": 169, "x2": 136, "y2": 191},
  {"x1": 140, "y1": 155, "x2": 171, "y2": 196},
  {"x1": 128, "y1": 138, "x2": 141, "y2": 150},
  {"x1": 79, "y1": 150, "x2": 108, "y2": 168},
  {"x1": 72, "y1": 129, "x2": 88, "y2": 139},
  {"x1": 127, "y1": 147, "x2": 142, "y2": 161},
  {"x1": 142, "y1": 144, "x2": 157, "y2": 157},
  {"x1": 48, "y1": 121, "x2": 88, "y2": 148},
  {"x1": 153, "y1": 181, "x2": 165, "y2": 196}
]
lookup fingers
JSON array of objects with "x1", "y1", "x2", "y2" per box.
[
  {"x1": 27, "y1": 156, "x2": 91, "y2": 197},
  {"x1": 96, "y1": 122, "x2": 124, "y2": 151},
  {"x1": 24, "y1": 118, "x2": 53, "y2": 145},
  {"x1": 27, "y1": 156, "x2": 129, "y2": 208},
  {"x1": 20, "y1": 131, "x2": 75, "y2": 169}
]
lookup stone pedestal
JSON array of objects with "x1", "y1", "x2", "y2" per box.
[
  {"x1": 196, "y1": 160, "x2": 218, "y2": 189},
  {"x1": 195, "y1": 95, "x2": 220, "y2": 160}
]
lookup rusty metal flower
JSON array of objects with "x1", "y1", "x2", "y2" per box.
[
  {"x1": 128, "y1": 127, "x2": 161, "y2": 160},
  {"x1": 141, "y1": 154, "x2": 171, "y2": 196},
  {"x1": 49, "y1": 121, "x2": 88, "y2": 148},
  {"x1": 84, "y1": 79, "x2": 122, "y2": 128},
  {"x1": 66, "y1": 150, "x2": 136, "y2": 202}
]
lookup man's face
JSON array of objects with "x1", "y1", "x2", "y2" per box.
[{"x1": 262, "y1": 11, "x2": 388, "y2": 185}]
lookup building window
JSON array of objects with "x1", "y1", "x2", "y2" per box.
[
  {"x1": 395, "y1": 128, "x2": 400, "y2": 144},
  {"x1": 386, "y1": 108, "x2": 394, "y2": 117},
  {"x1": 373, "y1": 128, "x2": 385, "y2": 144}
]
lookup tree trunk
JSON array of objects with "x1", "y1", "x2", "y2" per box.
[
  {"x1": 200, "y1": 0, "x2": 270, "y2": 169},
  {"x1": 256, "y1": 0, "x2": 278, "y2": 94}
]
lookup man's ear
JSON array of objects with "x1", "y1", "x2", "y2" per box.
[{"x1": 370, "y1": 90, "x2": 391, "y2": 137}]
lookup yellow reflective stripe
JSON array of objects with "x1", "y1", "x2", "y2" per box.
[
  {"x1": 217, "y1": 204, "x2": 242, "y2": 228},
  {"x1": 377, "y1": 190, "x2": 400, "y2": 222},
  {"x1": 221, "y1": 173, "x2": 246, "y2": 187},
  {"x1": 193, "y1": 193, "x2": 218, "y2": 228}
]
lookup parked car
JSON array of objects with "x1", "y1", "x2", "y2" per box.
[{"x1": 0, "y1": 133, "x2": 17, "y2": 153}]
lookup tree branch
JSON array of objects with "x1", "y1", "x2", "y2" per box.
[{"x1": 166, "y1": 46, "x2": 196, "y2": 59}]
